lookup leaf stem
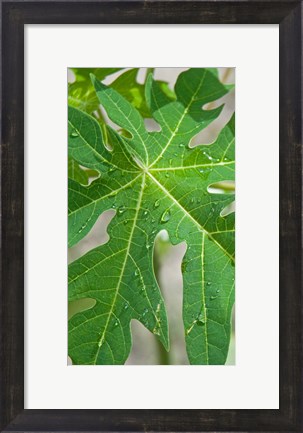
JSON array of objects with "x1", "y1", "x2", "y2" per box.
[{"x1": 153, "y1": 238, "x2": 171, "y2": 365}]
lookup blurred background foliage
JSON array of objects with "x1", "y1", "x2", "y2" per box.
[{"x1": 68, "y1": 67, "x2": 235, "y2": 365}]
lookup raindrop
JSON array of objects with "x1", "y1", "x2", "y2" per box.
[
  {"x1": 216, "y1": 289, "x2": 220, "y2": 294},
  {"x1": 198, "y1": 168, "x2": 211, "y2": 179},
  {"x1": 117, "y1": 205, "x2": 126, "y2": 215},
  {"x1": 114, "y1": 321, "x2": 119, "y2": 327},
  {"x1": 165, "y1": 173, "x2": 170, "y2": 178},
  {"x1": 70, "y1": 130, "x2": 79, "y2": 138},
  {"x1": 124, "y1": 219, "x2": 129, "y2": 225},
  {"x1": 160, "y1": 208, "x2": 171, "y2": 223},
  {"x1": 179, "y1": 143, "x2": 185, "y2": 148},
  {"x1": 143, "y1": 210, "x2": 148, "y2": 216},
  {"x1": 134, "y1": 269, "x2": 139, "y2": 276},
  {"x1": 197, "y1": 312, "x2": 205, "y2": 325},
  {"x1": 206, "y1": 282, "x2": 211, "y2": 286},
  {"x1": 190, "y1": 198, "x2": 195, "y2": 204},
  {"x1": 210, "y1": 295, "x2": 217, "y2": 300},
  {"x1": 124, "y1": 302, "x2": 129, "y2": 310},
  {"x1": 154, "y1": 199, "x2": 160, "y2": 208},
  {"x1": 202, "y1": 151, "x2": 219, "y2": 162},
  {"x1": 142, "y1": 308, "x2": 149, "y2": 316}
]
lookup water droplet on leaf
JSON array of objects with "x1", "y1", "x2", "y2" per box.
[
  {"x1": 197, "y1": 312, "x2": 205, "y2": 325},
  {"x1": 161, "y1": 209, "x2": 171, "y2": 223},
  {"x1": 117, "y1": 205, "x2": 126, "y2": 215}
]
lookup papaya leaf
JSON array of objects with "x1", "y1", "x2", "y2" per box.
[
  {"x1": 68, "y1": 67, "x2": 173, "y2": 118},
  {"x1": 68, "y1": 157, "x2": 89, "y2": 185},
  {"x1": 68, "y1": 68, "x2": 124, "y2": 114},
  {"x1": 68, "y1": 68, "x2": 235, "y2": 365}
]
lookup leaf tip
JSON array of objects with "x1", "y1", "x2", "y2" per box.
[{"x1": 89, "y1": 73, "x2": 97, "y2": 85}]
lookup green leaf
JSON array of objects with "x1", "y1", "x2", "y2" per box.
[
  {"x1": 110, "y1": 69, "x2": 175, "y2": 117},
  {"x1": 68, "y1": 68, "x2": 124, "y2": 114},
  {"x1": 68, "y1": 157, "x2": 89, "y2": 185},
  {"x1": 68, "y1": 68, "x2": 174, "y2": 119},
  {"x1": 110, "y1": 68, "x2": 151, "y2": 117},
  {"x1": 68, "y1": 68, "x2": 235, "y2": 365}
]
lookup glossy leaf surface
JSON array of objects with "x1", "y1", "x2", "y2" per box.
[{"x1": 68, "y1": 68, "x2": 235, "y2": 365}]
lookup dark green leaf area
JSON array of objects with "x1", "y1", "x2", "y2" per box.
[{"x1": 68, "y1": 68, "x2": 235, "y2": 365}]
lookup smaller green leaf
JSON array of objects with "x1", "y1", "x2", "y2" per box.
[
  {"x1": 110, "y1": 68, "x2": 151, "y2": 117},
  {"x1": 71, "y1": 67, "x2": 123, "y2": 83},
  {"x1": 68, "y1": 68, "x2": 124, "y2": 114},
  {"x1": 68, "y1": 81, "x2": 99, "y2": 114}
]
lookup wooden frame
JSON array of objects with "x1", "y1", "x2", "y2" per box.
[{"x1": 1, "y1": 1, "x2": 301, "y2": 431}]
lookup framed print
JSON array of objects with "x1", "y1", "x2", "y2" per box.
[{"x1": 0, "y1": 1, "x2": 302, "y2": 432}]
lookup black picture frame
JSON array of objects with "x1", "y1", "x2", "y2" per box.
[{"x1": 1, "y1": 1, "x2": 302, "y2": 432}]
